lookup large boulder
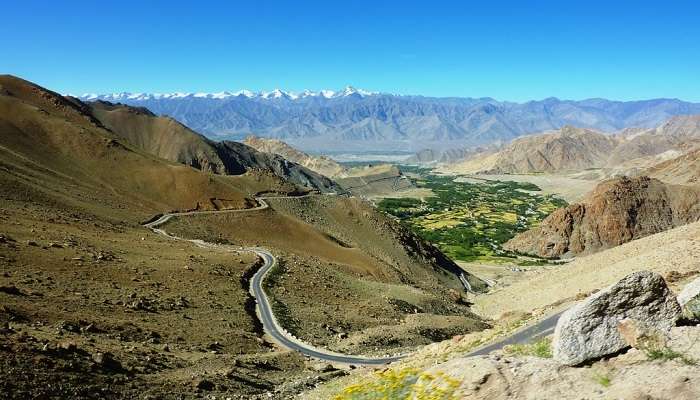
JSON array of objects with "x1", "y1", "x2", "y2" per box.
[
  {"x1": 677, "y1": 276, "x2": 700, "y2": 320},
  {"x1": 553, "y1": 271, "x2": 681, "y2": 365}
]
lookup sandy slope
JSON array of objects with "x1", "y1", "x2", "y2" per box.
[{"x1": 475, "y1": 221, "x2": 700, "y2": 318}]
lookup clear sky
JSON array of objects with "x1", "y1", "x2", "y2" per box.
[{"x1": 2, "y1": 0, "x2": 699, "y2": 102}]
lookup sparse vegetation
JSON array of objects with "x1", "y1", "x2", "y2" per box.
[
  {"x1": 644, "y1": 346, "x2": 697, "y2": 365},
  {"x1": 333, "y1": 367, "x2": 461, "y2": 400},
  {"x1": 592, "y1": 372, "x2": 612, "y2": 388},
  {"x1": 503, "y1": 337, "x2": 553, "y2": 358},
  {"x1": 377, "y1": 168, "x2": 566, "y2": 263}
]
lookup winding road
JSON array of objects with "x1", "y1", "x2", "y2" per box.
[
  {"x1": 144, "y1": 195, "x2": 563, "y2": 366},
  {"x1": 144, "y1": 196, "x2": 402, "y2": 365}
]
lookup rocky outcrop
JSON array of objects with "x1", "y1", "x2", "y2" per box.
[
  {"x1": 504, "y1": 176, "x2": 700, "y2": 257},
  {"x1": 552, "y1": 271, "x2": 681, "y2": 366},
  {"x1": 410, "y1": 325, "x2": 700, "y2": 400},
  {"x1": 677, "y1": 277, "x2": 700, "y2": 320}
]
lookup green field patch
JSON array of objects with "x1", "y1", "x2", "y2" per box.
[{"x1": 378, "y1": 168, "x2": 567, "y2": 263}]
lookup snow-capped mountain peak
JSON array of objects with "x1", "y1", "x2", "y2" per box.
[
  {"x1": 261, "y1": 89, "x2": 298, "y2": 100},
  {"x1": 76, "y1": 86, "x2": 378, "y2": 102}
]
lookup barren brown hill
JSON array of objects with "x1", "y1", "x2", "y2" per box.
[
  {"x1": 88, "y1": 101, "x2": 340, "y2": 193},
  {"x1": 606, "y1": 114, "x2": 700, "y2": 168},
  {"x1": 443, "y1": 126, "x2": 620, "y2": 174},
  {"x1": 647, "y1": 148, "x2": 700, "y2": 185},
  {"x1": 243, "y1": 135, "x2": 346, "y2": 178},
  {"x1": 442, "y1": 116, "x2": 700, "y2": 176},
  {"x1": 504, "y1": 176, "x2": 700, "y2": 258},
  {"x1": 335, "y1": 163, "x2": 415, "y2": 197},
  {"x1": 0, "y1": 75, "x2": 258, "y2": 216}
]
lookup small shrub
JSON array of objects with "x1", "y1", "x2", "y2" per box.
[
  {"x1": 333, "y1": 367, "x2": 461, "y2": 400},
  {"x1": 644, "y1": 347, "x2": 697, "y2": 365},
  {"x1": 592, "y1": 372, "x2": 612, "y2": 387},
  {"x1": 503, "y1": 337, "x2": 552, "y2": 358}
]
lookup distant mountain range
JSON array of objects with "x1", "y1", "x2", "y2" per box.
[
  {"x1": 77, "y1": 90, "x2": 700, "y2": 152},
  {"x1": 440, "y1": 115, "x2": 700, "y2": 176}
]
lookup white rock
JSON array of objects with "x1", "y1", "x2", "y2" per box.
[{"x1": 553, "y1": 271, "x2": 681, "y2": 366}]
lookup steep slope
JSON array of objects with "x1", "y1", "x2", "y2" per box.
[
  {"x1": 78, "y1": 92, "x2": 700, "y2": 152},
  {"x1": 335, "y1": 164, "x2": 415, "y2": 197},
  {"x1": 0, "y1": 75, "x2": 253, "y2": 216},
  {"x1": 647, "y1": 148, "x2": 700, "y2": 185},
  {"x1": 444, "y1": 126, "x2": 620, "y2": 174},
  {"x1": 504, "y1": 176, "x2": 700, "y2": 257},
  {"x1": 87, "y1": 101, "x2": 340, "y2": 193},
  {"x1": 442, "y1": 116, "x2": 700, "y2": 175},
  {"x1": 606, "y1": 114, "x2": 700, "y2": 167},
  {"x1": 243, "y1": 135, "x2": 346, "y2": 177}
]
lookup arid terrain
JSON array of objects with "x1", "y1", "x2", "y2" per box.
[
  {"x1": 3, "y1": 74, "x2": 700, "y2": 400},
  {"x1": 0, "y1": 75, "x2": 489, "y2": 399}
]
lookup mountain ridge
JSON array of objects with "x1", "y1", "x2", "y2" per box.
[
  {"x1": 75, "y1": 91, "x2": 700, "y2": 151},
  {"x1": 86, "y1": 100, "x2": 341, "y2": 193}
]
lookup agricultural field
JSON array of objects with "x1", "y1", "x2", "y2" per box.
[{"x1": 377, "y1": 167, "x2": 567, "y2": 264}]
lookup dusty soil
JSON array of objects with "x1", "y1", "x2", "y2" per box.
[
  {"x1": 475, "y1": 221, "x2": 700, "y2": 319},
  {"x1": 0, "y1": 193, "x2": 360, "y2": 399}
]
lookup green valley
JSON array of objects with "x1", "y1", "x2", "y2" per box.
[{"x1": 377, "y1": 167, "x2": 567, "y2": 264}]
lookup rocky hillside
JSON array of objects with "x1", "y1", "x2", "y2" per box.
[
  {"x1": 0, "y1": 75, "x2": 256, "y2": 214},
  {"x1": 406, "y1": 146, "x2": 496, "y2": 165},
  {"x1": 78, "y1": 92, "x2": 700, "y2": 152},
  {"x1": 335, "y1": 164, "x2": 415, "y2": 198},
  {"x1": 606, "y1": 115, "x2": 700, "y2": 168},
  {"x1": 242, "y1": 135, "x2": 346, "y2": 177},
  {"x1": 445, "y1": 126, "x2": 620, "y2": 174},
  {"x1": 647, "y1": 148, "x2": 700, "y2": 185},
  {"x1": 88, "y1": 101, "x2": 340, "y2": 193},
  {"x1": 504, "y1": 176, "x2": 700, "y2": 258},
  {"x1": 443, "y1": 116, "x2": 700, "y2": 175}
]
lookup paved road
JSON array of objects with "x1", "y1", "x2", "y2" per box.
[
  {"x1": 467, "y1": 310, "x2": 564, "y2": 356},
  {"x1": 145, "y1": 196, "x2": 402, "y2": 366},
  {"x1": 144, "y1": 195, "x2": 564, "y2": 365}
]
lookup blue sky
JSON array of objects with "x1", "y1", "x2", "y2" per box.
[{"x1": 2, "y1": 0, "x2": 699, "y2": 101}]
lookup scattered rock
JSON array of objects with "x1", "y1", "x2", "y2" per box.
[
  {"x1": 677, "y1": 277, "x2": 700, "y2": 321},
  {"x1": 310, "y1": 362, "x2": 336, "y2": 372},
  {"x1": 665, "y1": 270, "x2": 700, "y2": 283},
  {"x1": 57, "y1": 320, "x2": 81, "y2": 333},
  {"x1": 553, "y1": 271, "x2": 681, "y2": 365},
  {"x1": 92, "y1": 351, "x2": 123, "y2": 371},
  {"x1": 127, "y1": 297, "x2": 157, "y2": 312},
  {"x1": 26, "y1": 240, "x2": 39, "y2": 247},
  {"x1": 81, "y1": 323, "x2": 101, "y2": 334},
  {"x1": 194, "y1": 378, "x2": 215, "y2": 391},
  {"x1": 57, "y1": 341, "x2": 78, "y2": 352},
  {"x1": 0, "y1": 285, "x2": 24, "y2": 296}
]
